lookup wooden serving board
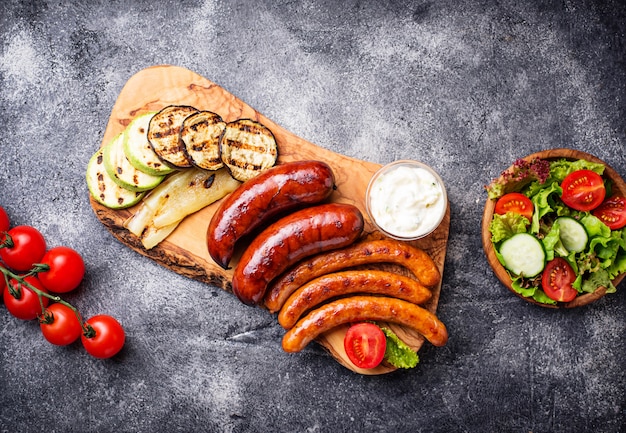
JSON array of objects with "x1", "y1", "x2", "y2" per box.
[
  {"x1": 90, "y1": 65, "x2": 450, "y2": 374},
  {"x1": 482, "y1": 148, "x2": 626, "y2": 308}
]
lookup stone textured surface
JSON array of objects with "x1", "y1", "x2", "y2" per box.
[{"x1": 1, "y1": 1, "x2": 625, "y2": 432}]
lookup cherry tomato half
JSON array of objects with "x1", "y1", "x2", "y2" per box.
[
  {"x1": 560, "y1": 170, "x2": 606, "y2": 212},
  {"x1": 3, "y1": 276, "x2": 50, "y2": 320},
  {"x1": 40, "y1": 303, "x2": 82, "y2": 346},
  {"x1": 81, "y1": 315, "x2": 125, "y2": 359},
  {"x1": 494, "y1": 192, "x2": 534, "y2": 220},
  {"x1": 0, "y1": 225, "x2": 47, "y2": 272},
  {"x1": 344, "y1": 322, "x2": 386, "y2": 369},
  {"x1": 592, "y1": 195, "x2": 626, "y2": 230},
  {"x1": 541, "y1": 258, "x2": 578, "y2": 302},
  {"x1": 0, "y1": 206, "x2": 9, "y2": 232},
  {"x1": 37, "y1": 246, "x2": 85, "y2": 293}
]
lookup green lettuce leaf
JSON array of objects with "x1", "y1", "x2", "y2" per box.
[
  {"x1": 489, "y1": 212, "x2": 529, "y2": 244},
  {"x1": 381, "y1": 327, "x2": 419, "y2": 369},
  {"x1": 549, "y1": 158, "x2": 605, "y2": 182}
]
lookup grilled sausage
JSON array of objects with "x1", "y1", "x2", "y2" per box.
[
  {"x1": 277, "y1": 269, "x2": 432, "y2": 329},
  {"x1": 264, "y1": 239, "x2": 440, "y2": 312},
  {"x1": 231, "y1": 203, "x2": 364, "y2": 305},
  {"x1": 281, "y1": 295, "x2": 448, "y2": 353},
  {"x1": 207, "y1": 160, "x2": 336, "y2": 269}
]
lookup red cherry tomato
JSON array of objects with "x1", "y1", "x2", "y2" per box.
[
  {"x1": 541, "y1": 258, "x2": 578, "y2": 302},
  {"x1": 592, "y1": 195, "x2": 626, "y2": 230},
  {"x1": 0, "y1": 225, "x2": 47, "y2": 272},
  {"x1": 560, "y1": 170, "x2": 606, "y2": 212},
  {"x1": 37, "y1": 246, "x2": 85, "y2": 293},
  {"x1": 3, "y1": 276, "x2": 50, "y2": 320},
  {"x1": 0, "y1": 206, "x2": 9, "y2": 232},
  {"x1": 344, "y1": 322, "x2": 386, "y2": 369},
  {"x1": 81, "y1": 315, "x2": 125, "y2": 359},
  {"x1": 40, "y1": 303, "x2": 82, "y2": 346},
  {"x1": 494, "y1": 192, "x2": 534, "y2": 220}
]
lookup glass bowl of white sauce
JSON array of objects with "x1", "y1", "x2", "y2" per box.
[{"x1": 366, "y1": 160, "x2": 447, "y2": 241}]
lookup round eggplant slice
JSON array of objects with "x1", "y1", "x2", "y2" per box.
[
  {"x1": 147, "y1": 105, "x2": 199, "y2": 168},
  {"x1": 219, "y1": 118, "x2": 278, "y2": 182},
  {"x1": 180, "y1": 110, "x2": 226, "y2": 171}
]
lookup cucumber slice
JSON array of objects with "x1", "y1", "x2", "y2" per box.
[
  {"x1": 103, "y1": 131, "x2": 165, "y2": 192},
  {"x1": 86, "y1": 148, "x2": 145, "y2": 209},
  {"x1": 555, "y1": 216, "x2": 588, "y2": 253},
  {"x1": 124, "y1": 112, "x2": 177, "y2": 176},
  {"x1": 499, "y1": 233, "x2": 546, "y2": 277}
]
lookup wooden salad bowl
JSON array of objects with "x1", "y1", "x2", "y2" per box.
[
  {"x1": 481, "y1": 148, "x2": 626, "y2": 308},
  {"x1": 89, "y1": 65, "x2": 451, "y2": 374}
]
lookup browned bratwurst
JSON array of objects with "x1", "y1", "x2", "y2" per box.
[
  {"x1": 264, "y1": 239, "x2": 441, "y2": 312},
  {"x1": 207, "y1": 160, "x2": 336, "y2": 269},
  {"x1": 231, "y1": 203, "x2": 364, "y2": 305},
  {"x1": 281, "y1": 295, "x2": 448, "y2": 353},
  {"x1": 277, "y1": 269, "x2": 432, "y2": 329}
]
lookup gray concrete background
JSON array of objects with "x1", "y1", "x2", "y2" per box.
[{"x1": 1, "y1": 0, "x2": 625, "y2": 432}]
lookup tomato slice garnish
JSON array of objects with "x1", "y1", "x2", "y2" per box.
[
  {"x1": 560, "y1": 169, "x2": 606, "y2": 211},
  {"x1": 344, "y1": 322, "x2": 386, "y2": 369},
  {"x1": 592, "y1": 195, "x2": 626, "y2": 230},
  {"x1": 541, "y1": 258, "x2": 578, "y2": 302},
  {"x1": 494, "y1": 192, "x2": 534, "y2": 220}
]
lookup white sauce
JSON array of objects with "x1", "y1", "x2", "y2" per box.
[{"x1": 368, "y1": 164, "x2": 445, "y2": 239}]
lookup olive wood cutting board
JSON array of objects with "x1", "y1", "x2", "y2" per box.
[{"x1": 90, "y1": 65, "x2": 450, "y2": 375}]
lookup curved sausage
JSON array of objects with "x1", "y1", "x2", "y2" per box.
[
  {"x1": 281, "y1": 295, "x2": 448, "y2": 353},
  {"x1": 264, "y1": 239, "x2": 440, "y2": 312},
  {"x1": 231, "y1": 203, "x2": 364, "y2": 305},
  {"x1": 278, "y1": 270, "x2": 432, "y2": 329},
  {"x1": 207, "y1": 160, "x2": 336, "y2": 269}
]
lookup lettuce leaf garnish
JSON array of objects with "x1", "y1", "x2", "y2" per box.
[{"x1": 381, "y1": 327, "x2": 419, "y2": 369}]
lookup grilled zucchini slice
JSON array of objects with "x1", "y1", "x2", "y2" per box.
[
  {"x1": 86, "y1": 148, "x2": 145, "y2": 209},
  {"x1": 103, "y1": 132, "x2": 165, "y2": 192},
  {"x1": 180, "y1": 110, "x2": 226, "y2": 171},
  {"x1": 124, "y1": 112, "x2": 177, "y2": 176},
  {"x1": 219, "y1": 118, "x2": 278, "y2": 182},
  {"x1": 147, "y1": 105, "x2": 199, "y2": 168}
]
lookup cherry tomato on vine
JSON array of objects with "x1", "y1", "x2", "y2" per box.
[
  {"x1": 81, "y1": 315, "x2": 125, "y2": 359},
  {"x1": 0, "y1": 206, "x2": 9, "y2": 232},
  {"x1": 37, "y1": 246, "x2": 85, "y2": 293},
  {"x1": 40, "y1": 303, "x2": 83, "y2": 346},
  {"x1": 344, "y1": 322, "x2": 386, "y2": 369},
  {"x1": 0, "y1": 225, "x2": 47, "y2": 272},
  {"x1": 3, "y1": 276, "x2": 49, "y2": 320},
  {"x1": 494, "y1": 192, "x2": 534, "y2": 220},
  {"x1": 560, "y1": 170, "x2": 606, "y2": 212},
  {"x1": 541, "y1": 258, "x2": 578, "y2": 302},
  {"x1": 592, "y1": 195, "x2": 626, "y2": 230}
]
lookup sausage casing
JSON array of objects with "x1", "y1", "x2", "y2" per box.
[
  {"x1": 231, "y1": 203, "x2": 364, "y2": 305},
  {"x1": 281, "y1": 295, "x2": 448, "y2": 352},
  {"x1": 207, "y1": 160, "x2": 335, "y2": 269},
  {"x1": 277, "y1": 270, "x2": 432, "y2": 329},
  {"x1": 264, "y1": 239, "x2": 440, "y2": 312}
]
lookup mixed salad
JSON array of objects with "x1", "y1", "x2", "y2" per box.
[{"x1": 486, "y1": 156, "x2": 626, "y2": 305}]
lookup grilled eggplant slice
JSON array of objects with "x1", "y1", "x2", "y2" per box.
[
  {"x1": 180, "y1": 110, "x2": 226, "y2": 171},
  {"x1": 86, "y1": 147, "x2": 145, "y2": 209},
  {"x1": 220, "y1": 118, "x2": 278, "y2": 182},
  {"x1": 124, "y1": 112, "x2": 177, "y2": 176},
  {"x1": 147, "y1": 105, "x2": 199, "y2": 168},
  {"x1": 102, "y1": 131, "x2": 165, "y2": 192}
]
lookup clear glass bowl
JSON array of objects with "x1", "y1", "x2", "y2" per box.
[{"x1": 365, "y1": 160, "x2": 447, "y2": 241}]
